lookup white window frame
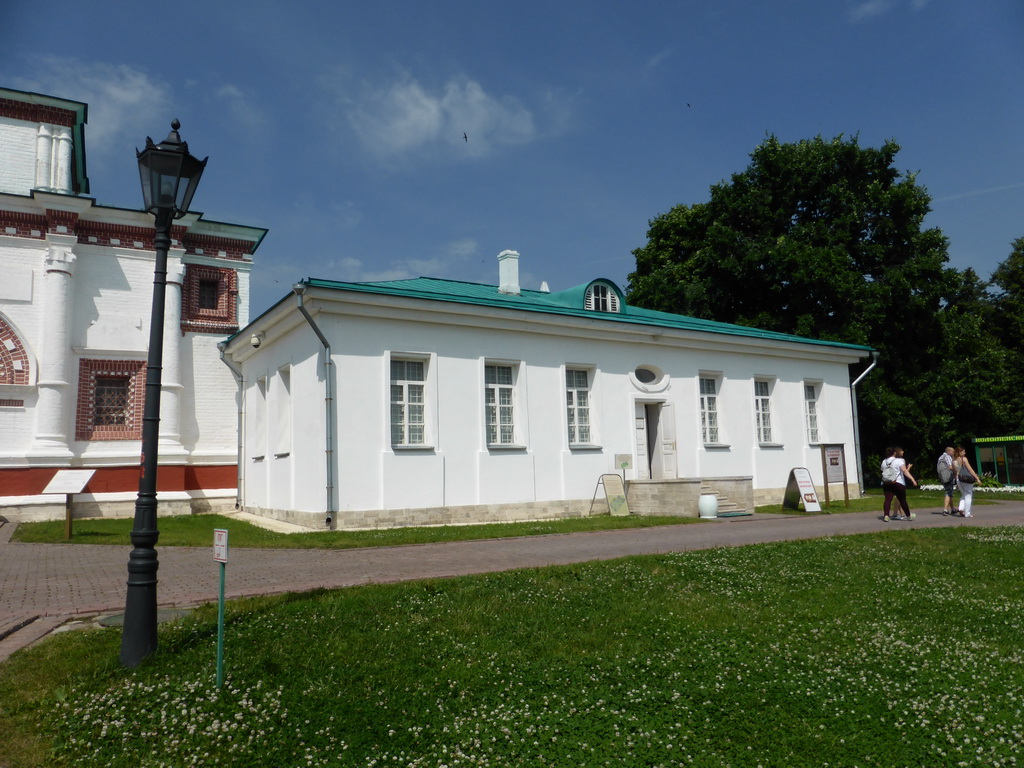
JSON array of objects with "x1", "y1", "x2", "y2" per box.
[
  {"x1": 754, "y1": 378, "x2": 774, "y2": 445},
  {"x1": 804, "y1": 382, "x2": 821, "y2": 445},
  {"x1": 565, "y1": 366, "x2": 597, "y2": 447},
  {"x1": 390, "y1": 357, "x2": 428, "y2": 448},
  {"x1": 699, "y1": 374, "x2": 725, "y2": 446},
  {"x1": 485, "y1": 361, "x2": 522, "y2": 448},
  {"x1": 584, "y1": 282, "x2": 620, "y2": 313}
]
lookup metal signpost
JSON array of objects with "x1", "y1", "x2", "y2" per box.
[{"x1": 213, "y1": 528, "x2": 229, "y2": 688}]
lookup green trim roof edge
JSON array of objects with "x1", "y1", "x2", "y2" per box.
[{"x1": 302, "y1": 276, "x2": 873, "y2": 353}]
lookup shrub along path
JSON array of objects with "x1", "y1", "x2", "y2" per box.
[{"x1": 3, "y1": 501, "x2": 1024, "y2": 662}]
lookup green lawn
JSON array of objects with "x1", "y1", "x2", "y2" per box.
[
  {"x1": 14, "y1": 487, "x2": 1019, "y2": 548},
  {"x1": 2, "y1": 527, "x2": 1024, "y2": 767},
  {"x1": 10, "y1": 513, "x2": 704, "y2": 548}
]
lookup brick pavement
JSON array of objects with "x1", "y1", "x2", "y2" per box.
[{"x1": 2, "y1": 501, "x2": 1024, "y2": 662}]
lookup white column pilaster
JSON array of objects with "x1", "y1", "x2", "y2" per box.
[
  {"x1": 29, "y1": 235, "x2": 77, "y2": 459},
  {"x1": 158, "y1": 253, "x2": 187, "y2": 459},
  {"x1": 53, "y1": 127, "x2": 73, "y2": 193},
  {"x1": 35, "y1": 125, "x2": 54, "y2": 190}
]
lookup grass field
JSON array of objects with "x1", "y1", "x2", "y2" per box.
[
  {"x1": 2, "y1": 525, "x2": 1023, "y2": 767},
  {"x1": 12, "y1": 487, "x2": 1019, "y2": 549}
]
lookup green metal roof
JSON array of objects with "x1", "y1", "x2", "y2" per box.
[{"x1": 302, "y1": 276, "x2": 873, "y2": 353}]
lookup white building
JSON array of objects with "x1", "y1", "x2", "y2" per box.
[
  {"x1": 221, "y1": 250, "x2": 871, "y2": 530},
  {"x1": 0, "y1": 87, "x2": 266, "y2": 520}
]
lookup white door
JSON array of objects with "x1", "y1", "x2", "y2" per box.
[
  {"x1": 634, "y1": 402, "x2": 651, "y2": 480},
  {"x1": 658, "y1": 402, "x2": 678, "y2": 480},
  {"x1": 635, "y1": 401, "x2": 678, "y2": 481}
]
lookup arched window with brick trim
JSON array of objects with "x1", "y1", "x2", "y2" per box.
[{"x1": 0, "y1": 314, "x2": 32, "y2": 387}]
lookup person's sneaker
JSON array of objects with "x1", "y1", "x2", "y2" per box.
[
  {"x1": 907, "y1": 513, "x2": 916, "y2": 520},
  {"x1": 942, "y1": 510, "x2": 950, "y2": 516},
  {"x1": 896, "y1": 515, "x2": 906, "y2": 520},
  {"x1": 883, "y1": 514, "x2": 890, "y2": 522}
]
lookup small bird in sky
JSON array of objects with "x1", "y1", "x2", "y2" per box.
[{"x1": 463, "y1": 132, "x2": 468, "y2": 142}]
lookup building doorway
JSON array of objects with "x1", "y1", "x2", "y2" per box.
[{"x1": 633, "y1": 401, "x2": 677, "y2": 481}]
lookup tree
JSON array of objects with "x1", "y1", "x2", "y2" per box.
[
  {"x1": 627, "y1": 134, "x2": 972, "y2": 471},
  {"x1": 988, "y1": 237, "x2": 1024, "y2": 433}
]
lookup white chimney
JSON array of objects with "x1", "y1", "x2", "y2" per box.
[{"x1": 498, "y1": 250, "x2": 520, "y2": 295}]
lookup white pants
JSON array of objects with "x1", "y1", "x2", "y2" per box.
[{"x1": 958, "y1": 481, "x2": 975, "y2": 515}]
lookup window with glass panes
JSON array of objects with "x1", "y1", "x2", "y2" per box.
[
  {"x1": 754, "y1": 380, "x2": 772, "y2": 443},
  {"x1": 565, "y1": 368, "x2": 591, "y2": 444},
  {"x1": 804, "y1": 384, "x2": 819, "y2": 444},
  {"x1": 485, "y1": 364, "x2": 515, "y2": 445},
  {"x1": 699, "y1": 377, "x2": 719, "y2": 443},
  {"x1": 390, "y1": 360, "x2": 425, "y2": 446}
]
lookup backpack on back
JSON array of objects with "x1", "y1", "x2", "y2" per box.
[
  {"x1": 881, "y1": 458, "x2": 900, "y2": 483},
  {"x1": 937, "y1": 457, "x2": 953, "y2": 484}
]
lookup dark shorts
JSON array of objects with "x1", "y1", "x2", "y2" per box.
[{"x1": 942, "y1": 480, "x2": 955, "y2": 497}]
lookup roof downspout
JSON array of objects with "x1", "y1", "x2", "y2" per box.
[
  {"x1": 293, "y1": 282, "x2": 336, "y2": 527},
  {"x1": 850, "y1": 352, "x2": 879, "y2": 497},
  {"x1": 217, "y1": 341, "x2": 245, "y2": 511}
]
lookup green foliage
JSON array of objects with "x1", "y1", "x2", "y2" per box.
[
  {"x1": 628, "y1": 134, "x2": 1024, "y2": 470},
  {"x1": 988, "y1": 237, "x2": 1024, "y2": 433},
  {"x1": 4, "y1": 529, "x2": 1024, "y2": 766}
]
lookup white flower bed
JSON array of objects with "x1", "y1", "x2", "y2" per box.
[{"x1": 919, "y1": 484, "x2": 1024, "y2": 493}]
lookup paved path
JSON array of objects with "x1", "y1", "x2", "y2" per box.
[{"x1": 3, "y1": 501, "x2": 1024, "y2": 662}]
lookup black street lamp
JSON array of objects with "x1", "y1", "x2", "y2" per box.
[{"x1": 121, "y1": 120, "x2": 206, "y2": 668}]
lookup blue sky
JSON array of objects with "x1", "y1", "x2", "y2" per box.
[{"x1": 3, "y1": 0, "x2": 1022, "y2": 315}]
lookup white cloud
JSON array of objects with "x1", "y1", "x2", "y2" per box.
[
  {"x1": 329, "y1": 237, "x2": 483, "y2": 282},
  {"x1": 847, "y1": 0, "x2": 894, "y2": 22},
  {"x1": 214, "y1": 83, "x2": 267, "y2": 132},
  {"x1": 646, "y1": 49, "x2": 674, "y2": 71},
  {"x1": 8, "y1": 58, "x2": 172, "y2": 158},
  {"x1": 847, "y1": 0, "x2": 932, "y2": 22},
  {"x1": 345, "y1": 74, "x2": 536, "y2": 159}
]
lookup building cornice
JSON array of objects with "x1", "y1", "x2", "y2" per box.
[{"x1": 0, "y1": 192, "x2": 264, "y2": 261}]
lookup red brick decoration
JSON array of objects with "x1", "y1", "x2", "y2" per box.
[
  {"x1": 0, "y1": 316, "x2": 31, "y2": 386},
  {"x1": 181, "y1": 265, "x2": 238, "y2": 333},
  {"x1": 1, "y1": 209, "x2": 256, "y2": 261},
  {"x1": 75, "y1": 359, "x2": 146, "y2": 441},
  {"x1": 45, "y1": 209, "x2": 79, "y2": 234},
  {"x1": 0, "y1": 399, "x2": 24, "y2": 407},
  {"x1": 0, "y1": 98, "x2": 78, "y2": 127},
  {"x1": 0, "y1": 211, "x2": 48, "y2": 240}
]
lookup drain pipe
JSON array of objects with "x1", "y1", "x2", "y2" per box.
[
  {"x1": 217, "y1": 341, "x2": 245, "y2": 511},
  {"x1": 293, "y1": 282, "x2": 336, "y2": 527},
  {"x1": 850, "y1": 352, "x2": 879, "y2": 498}
]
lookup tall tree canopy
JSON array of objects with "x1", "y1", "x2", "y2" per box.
[
  {"x1": 989, "y1": 237, "x2": 1024, "y2": 433},
  {"x1": 627, "y1": 134, "x2": 1012, "y2": 473}
]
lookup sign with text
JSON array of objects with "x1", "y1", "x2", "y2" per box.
[
  {"x1": 822, "y1": 445, "x2": 846, "y2": 484},
  {"x1": 214, "y1": 529, "x2": 229, "y2": 563},
  {"x1": 601, "y1": 474, "x2": 630, "y2": 516},
  {"x1": 782, "y1": 467, "x2": 821, "y2": 513},
  {"x1": 42, "y1": 469, "x2": 96, "y2": 495}
]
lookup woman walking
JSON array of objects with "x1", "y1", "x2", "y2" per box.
[
  {"x1": 954, "y1": 445, "x2": 981, "y2": 517},
  {"x1": 881, "y1": 446, "x2": 917, "y2": 522}
]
